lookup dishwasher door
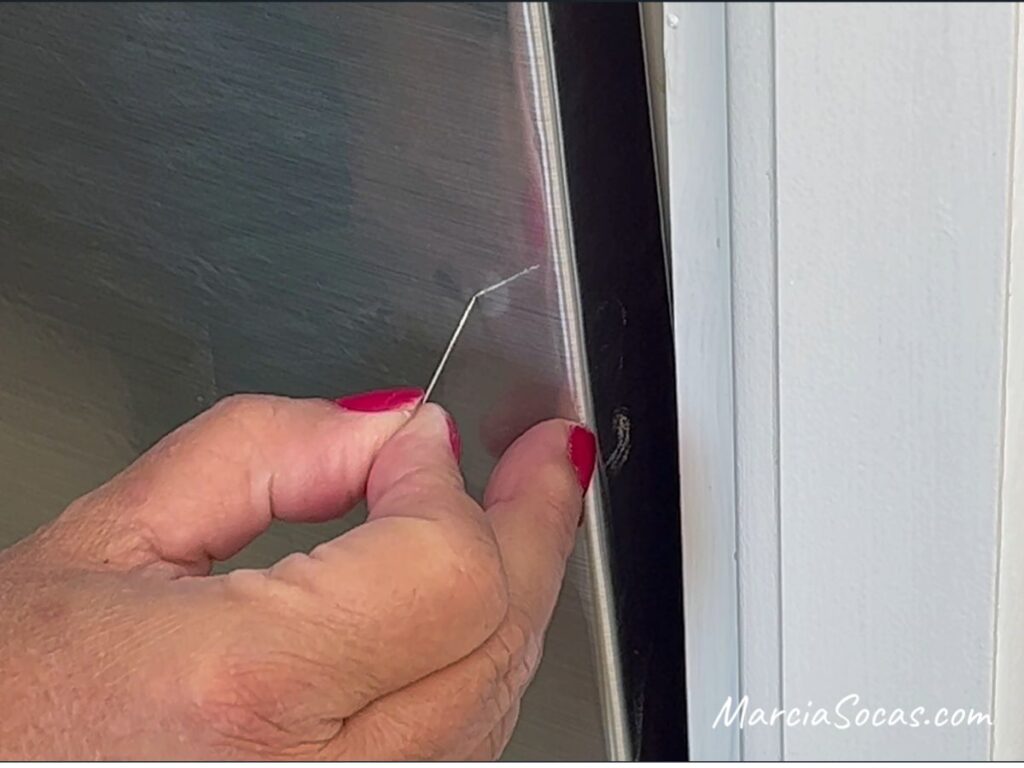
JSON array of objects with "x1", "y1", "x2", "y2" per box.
[{"x1": 0, "y1": 3, "x2": 683, "y2": 759}]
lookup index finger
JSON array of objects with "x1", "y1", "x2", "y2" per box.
[
  {"x1": 484, "y1": 418, "x2": 594, "y2": 633},
  {"x1": 324, "y1": 418, "x2": 594, "y2": 759}
]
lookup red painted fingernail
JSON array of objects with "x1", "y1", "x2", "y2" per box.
[
  {"x1": 335, "y1": 387, "x2": 424, "y2": 412},
  {"x1": 445, "y1": 412, "x2": 462, "y2": 462},
  {"x1": 568, "y1": 424, "x2": 597, "y2": 492}
]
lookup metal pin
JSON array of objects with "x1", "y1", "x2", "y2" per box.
[{"x1": 422, "y1": 264, "x2": 540, "y2": 403}]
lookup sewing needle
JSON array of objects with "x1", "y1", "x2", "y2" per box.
[{"x1": 422, "y1": 264, "x2": 540, "y2": 403}]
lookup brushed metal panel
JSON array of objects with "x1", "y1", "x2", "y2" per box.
[{"x1": 0, "y1": 3, "x2": 609, "y2": 758}]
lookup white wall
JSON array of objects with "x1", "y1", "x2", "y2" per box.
[{"x1": 666, "y1": 2, "x2": 1023, "y2": 760}]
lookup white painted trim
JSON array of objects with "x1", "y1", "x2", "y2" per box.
[
  {"x1": 725, "y1": 3, "x2": 784, "y2": 761},
  {"x1": 664, "y1": 2, "x2": 740, "y2": 760},
  {"x1": 994, "y1": 4, "x2": 1024, "y2": 760},
  {"x1": 671, "y1": 4, "x2": 1016, "y2": 759}
]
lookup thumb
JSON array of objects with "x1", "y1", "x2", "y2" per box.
[
  {"x1": 46, "y1": 388, "x2": 423, "y2": 574},
  {"x1": 201, "y1": 405, "x2": 510, "y2": 724},
  {"x1": 319, "y1": 418, "x2": 593, "y2": 760}
]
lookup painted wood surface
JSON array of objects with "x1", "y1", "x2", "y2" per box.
[
  {"x1": 725, "y1": 3, "x2": 784, "y2": 760},
  {"x1": 663, "y1": 3, "x2": 740, "y2": 761},
  {"x1": 667, "y1": 2, "x2": 1021, "y2": 759},
  {"x1": 775, "y1": 3, "x2": 1013, "y2": 759}
]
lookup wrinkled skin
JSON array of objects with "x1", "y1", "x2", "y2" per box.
[{"x1": 0, "y1": 394, "x2": 585, "y2": 759}]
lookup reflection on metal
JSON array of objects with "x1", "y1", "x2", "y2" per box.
[
  {"x1": 515, "y1": 3, "x2": 630, "y2": 759},
  {"x1": 0, "y1": 2, "x2": 643, "y2": 758}
]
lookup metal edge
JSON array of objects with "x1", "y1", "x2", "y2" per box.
[{"x1": 514, "y1": 2, "x2": 632, "y2": 760}]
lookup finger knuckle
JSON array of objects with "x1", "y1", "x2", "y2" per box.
[
  {"x1": 189, "y1": 652, "x2": 283, "y2": 749},
  {"x1": 480, "y1": 610, "x2": 540, "y2": 714},
  {"x1": 426, "y1": 523, "x2": 508, "y2": 631},
  {"x1": 353, "y1": 707, "x2": 449, "y2": 760},
  {"x1": 188, "y1": 643, "x2": 338, "y2": 755},
  {"x1": 210, "y1": 394, "x2": 276, "y2": 428},
  {"x1": 497, "y1": 703, "x2": 522, "y2": 754},
  {"x1": 483, "y1": 725, "x2": 508, "y2": 760}
]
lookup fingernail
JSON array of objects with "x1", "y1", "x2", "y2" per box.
[
  {"x1": 335, "y1": 387, "x2": 424, "y2": 412},
  {"x1": 445, "y1": 412, "x2": 462, "y2": 462},
  {"x1": 568, "y1": 424, "x2": 596, "y2": 492}
]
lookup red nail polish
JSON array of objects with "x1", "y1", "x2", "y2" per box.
[
  {"x1": 568, "y1": 424, "x2": 596, "y2": 492},
  {"x1": 445, "y1": 412, "x2": 462, "y2": 462},
  {"x1": 335, "y1": 387, "x2": 424, "y2": 412}
]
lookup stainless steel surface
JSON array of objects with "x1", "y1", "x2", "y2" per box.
[
  {"x1": 0, "y1": 3, "x2": 614, "y2": 758},
  {"x1": 517, "y1": 4, "x2": 628, "y2": 756}
]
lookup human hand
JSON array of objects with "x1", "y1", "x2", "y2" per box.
[{"x1": 0, "y1": 388, "x2": 596, "y2": 759}]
